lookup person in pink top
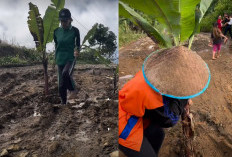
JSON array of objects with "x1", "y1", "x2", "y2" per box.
[{"x1": 217, "y1": 15, "x2": 222, "y2": 31}]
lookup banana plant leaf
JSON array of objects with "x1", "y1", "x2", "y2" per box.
[
  {"x1": 27, "y1": 2, "x2": 44, "y2": 52},
  {"x1": 119, "y1": 1, "x2": 172, "y2": 47},
  {"x1": 119, "y1": 0, "x2": 204, "y2": 45},
  {"x1": 43, "y1": 0, "x2": 65, "y2": 47},
  {"x1": 81, "y1": 23, "x2": 98, "y2": 48},
  {"x1": 188, "y1": 0, "x2": 213, "y2": 48},
  {"x1": 120, "y1": 0, "x2": 181, "y2": 43}
]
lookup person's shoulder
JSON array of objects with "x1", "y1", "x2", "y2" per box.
[
  {"x1": 72, "y1": 26, "x2": 79, "y2": 32},
  {"x1": 54, "y1": 27, "x2": 60, "y2": 33}
]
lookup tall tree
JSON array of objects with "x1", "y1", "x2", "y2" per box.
[{"x1": 88, "y1": 23, "x2": 117, "y2": 59}]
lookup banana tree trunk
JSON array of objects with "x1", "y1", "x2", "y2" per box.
[
  {"x1": 42, "y1": 51, "x2": 49, "y2": 95},
  {"x1": 181, "y1": 100, "x2": 195, "y2": 157}
]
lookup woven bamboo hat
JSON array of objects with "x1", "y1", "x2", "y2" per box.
[{"x1": 142, "y1": 46, "x2": 210, "y2": 99}]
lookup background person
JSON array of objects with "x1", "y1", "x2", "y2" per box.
[
  {"x1": 223, "y1": 13, "x2": 232, "y2": 39},
  {"x1": 210, "y1": 23, "x2": 228, "y2": 60},
  {"x1": 217, "y1": 15, "x2": 222, "y2": 31},
  {"x1": 54, "y1": 8, "x2": 80, "y2": 104}
]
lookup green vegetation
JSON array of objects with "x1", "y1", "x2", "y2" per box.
[
  {"x1": 119, "y1": 0, "x2": 213, "y2": 48},
  {"x1": 119, "y1": 21, "x2": 146, "y2": 47},
  {"x1": 0, "y1": 43, "x2": 41, "y2": 66},
  {"x1": 80, "y1": 23, "x2": 117, "y2": 64},
  {"x1": 201, "y1": 0, "x2": 232, "y2": 32},
  {"x1": 27, "y1": 0, "x2": 65, "y2": 95}
]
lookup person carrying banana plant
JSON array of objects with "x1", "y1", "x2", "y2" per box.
[
  {"x1": 53, "y1": 8, "x2": 80, "y2": 105},
  {"x1": 118, "y1": 46, "x2": 211, "y2": 157}
]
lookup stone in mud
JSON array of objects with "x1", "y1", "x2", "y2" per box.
[
  {"x1": 0, "y1": 149, "x2": 8, "y2": 157},
  {"x1": 110, "y1": 150, "x2": 118, "y2": 157},
  {"x1": 48, "y1": 142, "x2": 60, "y2": 154},
  {"x1": 7, "y1": 144, "x2": 20, "y2": 151},
  {"x1": 18, "y1": 151, "x2": 29, "y2": 157}
]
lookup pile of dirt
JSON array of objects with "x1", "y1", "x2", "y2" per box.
[
  {"x1": 119, "y1": 33, "x2": 232, "y2": 157},
  {"x1": 0, "y1": 64, "x2": 118, "y2": 157}
]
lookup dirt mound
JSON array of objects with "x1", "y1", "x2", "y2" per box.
[
  {"x1": 119, "y1": 33, "x2": 232, "y2": 157},
  {"x1": 0, "y1": 64, "x2": 118, "y2": 157}
]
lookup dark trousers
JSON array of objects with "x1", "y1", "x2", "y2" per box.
[
  {"x1": 224, "y1": 25, "x2": 232, "y2": 39},
  {"x1": 119, "y1": 124, "x2": 165, "y2": 157},
  {"x1": 58, "y1": 61, "x2": 75, "y2": 104}
]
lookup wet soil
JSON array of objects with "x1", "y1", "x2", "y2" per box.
[
  {"x1": 119, "y1": 33, "x2": 232, "y2": 157},
  {"x1": 0, "y1": 64, "x2": 118, "y2": 157}
]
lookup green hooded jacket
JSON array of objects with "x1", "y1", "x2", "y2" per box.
[{"x1": 54, "y1": 25, "x2": 80, "y2": 65}]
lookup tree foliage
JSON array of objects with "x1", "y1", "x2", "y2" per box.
[
  {"x1": 87, "y1": 23, "x2": 117, "y2": 59},
  {"x1": 201, "y1": 0, "x2": 232, "y2": 32}
]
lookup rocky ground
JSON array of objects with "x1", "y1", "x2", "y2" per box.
[
  {"x1": 119, "y1": 33, "x2": 232, "y2": 157},
  {"x1": 0, "y1": 64, "x2": 118, "y2": 157}
]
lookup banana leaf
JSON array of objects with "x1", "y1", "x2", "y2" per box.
[
  {"x1": 27, "y1": 2, "x2": 44, "y2": 52},
  {"x1": 119, "y1": 1, "x2": 172, "y2": 47},
  {"x1": 188, "y1": 0, "x2": 213, "y2": 48},
  {"x1": 43, "y1": 0, "x2": 65, "y2": 46},
  {"x1": 81, "y1": 23, "x2": 98, "y2": 48}
]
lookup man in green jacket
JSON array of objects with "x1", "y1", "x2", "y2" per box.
[{"x1": 54, "y1": 8, "x2": 80, "y2": 104}]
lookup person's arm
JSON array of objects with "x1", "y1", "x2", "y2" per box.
[
  {"x1": 209, "y1": 32, "x2": 213, "y2": 47},
  {"x1": 144, "y1": 97, "x2": 188, "y2": 128},
  {"x1": 73, "y1": 27, "x2": 80, "y2": 57},
  {"x1": 53, "y1": 29, "x2": 58, "y2": 59},
  {"x1": 220, "y1": 33, "x2": 228, "y2": 43}
]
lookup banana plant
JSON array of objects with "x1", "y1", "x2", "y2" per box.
[
  {"x1": 119, "y1": 0, "x2": 213, "y2": 49},
  {"x1": 27, "y1": 0, "x2": 65, "y2": 95}
]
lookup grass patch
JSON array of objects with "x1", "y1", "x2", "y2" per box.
[{"x1": 119, "y1": 26, "x2": 146, "y2": 48}]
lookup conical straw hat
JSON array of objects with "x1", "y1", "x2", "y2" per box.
[{"x1": 142, "y1": 46, "x2": 210, "y2": 99}]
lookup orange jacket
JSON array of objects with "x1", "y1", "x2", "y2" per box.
[{"x1": 119, "y1": 70, "x2": 164, "y2": 151}]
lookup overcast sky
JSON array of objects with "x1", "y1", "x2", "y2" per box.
[{"x1": 0, "y1": 0, "x2": 118, "y2": 51}]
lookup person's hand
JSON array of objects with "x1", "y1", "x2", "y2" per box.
[
  {"x1": 74, "y1": 50, "x2": 79, "y2": 57},
  {"x1": 188, "y1": 99, "x2": 193, "y2": 106},
  {"x1": 184, "y1": 99, "x2": 192, "y2": 115},
  {"x1": 208, "y1": 43, "x2": 213, "y2": 47}
]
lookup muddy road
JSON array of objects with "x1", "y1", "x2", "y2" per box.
[
  {"x1": 119, "y1": 33, "x2": 232, "y2": 157},
  {"x1": 0, "y1": 64, "x2": 118, "y2": 157}
]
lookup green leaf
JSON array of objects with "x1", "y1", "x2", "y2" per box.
[
  {"x1": 43, "y1": 0, "x2": 65, "y2": 46},
  {"x1": 92, "y1": 48, "x2": 111, "y2": 66},
  {"x1": 119, "y1": 1, "x2": 172, "y2": 47},
  {"x1": 81, "y1": 23, "x2": 98, "y2": 47},
  {"x1": 180, "y1": 0, "x2": 201, "y2": 42},
  {"x1": 188, "y1": 0, "x2": 213, "y2": 48},
  {"x1": 120, "y1": 0, "x2": 181, "y2": 44},
  {"x1": 51, "y1": 0, "x2": 65, "y2": 10},
  {"x1": 27, "y1": 2, "x2": 44, "y2": 52}
]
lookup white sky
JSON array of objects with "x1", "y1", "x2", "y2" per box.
[{"x1": 0, "y1": 0, "x2": 118, "y2": 52}]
